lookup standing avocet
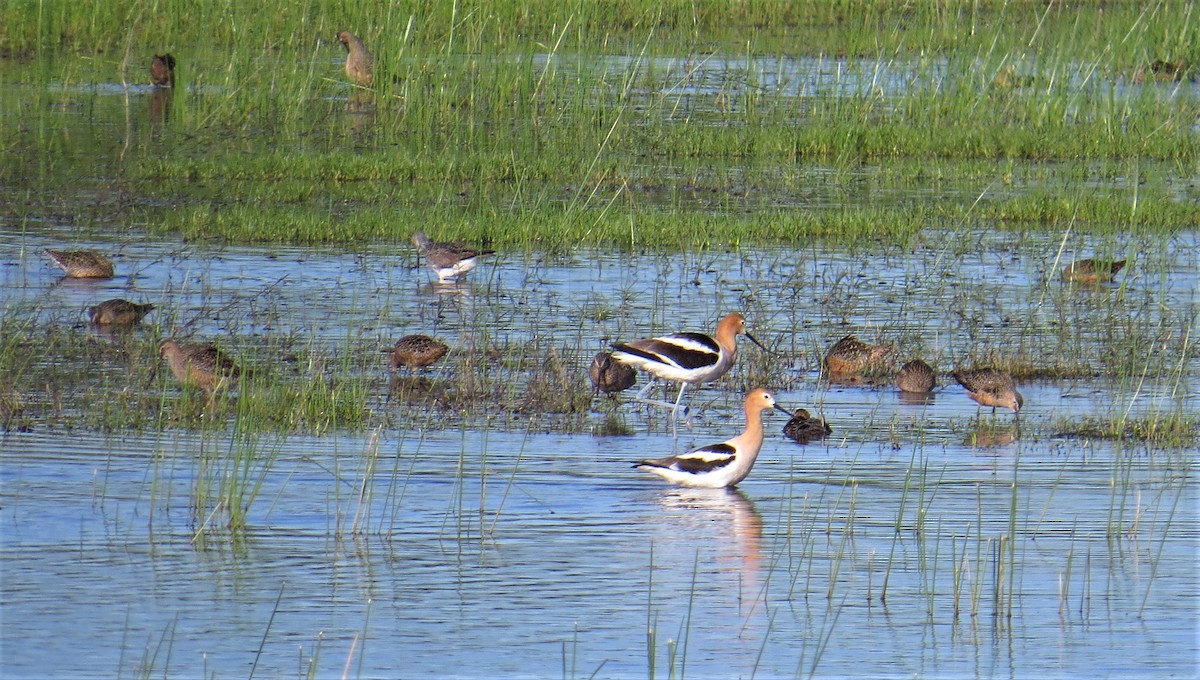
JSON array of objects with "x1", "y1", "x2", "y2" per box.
[
  {"x1": 611, "y1": 312, "x2": 767, "y2": 420},
  {"x1": 633, "y1": 388, "x2": 791, "y2": 488}
]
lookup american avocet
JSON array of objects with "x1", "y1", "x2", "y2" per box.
[
  {"x1": 633, "y1": 388, "x2": 790, "y2": 488},
  {"x1": 389, "y1": 334, "x2": 449, "y2": 373},
  {"x1": 896, "y1": 359, "x2": 936, "y2": 393},
  {"x1": 88, "y1": 299, "x2": 155, "y2": 326},
  {"x1": 952, "y1": 368, "x2": 1022, "y2": 416},
  {"x1": 611, "y1": 312, "x2": 767, "y2": 419},
  {"x1": 411, "y1": 230, "x2": 495, "y2": 282},
  {"x1": 588, "y1": 350, "x2": 636, "y2": 394},
  {"x1": 160, "y1": 340, "x2": 241, "y2": 394},
  {"x1": 337, "y1": 31, "x2": 374, "y2": 87},
  {"x1": 823, "y1": 334, "x2": 894, "y2": 376},
  {"x1": 44, "y1": 249, "x2": 114, "y2": 279},
  {"x1": 781, "y1": 408, "x2": 832, "y2": 444},
  {"x1": 150, "y1": 54, "x2": 175, "y2": 87},
  {"x1": 1060, "y1": 258, "x2": 1126, "y2": 284}
]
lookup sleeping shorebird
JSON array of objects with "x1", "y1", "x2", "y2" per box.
[
  {"x1": 781, "y1": 408, "x2": 832, "y2": 444},
  {"x1": 823, "y1": 334, "x2": 894, "y2": 376},
  {"x1": 611, "y1": 312, "x2": 768, "y2": 422},
  {"x1": 150, "y1": 54, "x2": 175, "y2": 87},
  {"x1": 337, "y1": 31, "x2": 374, "y2": 87},
  {"x1": 411, "y1": 230, "x2": 495, "y2": 282},
  {"x1": 44, "y1": 249, "x2": 114, "y2": 278},
  {"x1": 896, "y1": 359, "x2": 936, "y2": 393},
  {"x1": 633, "y1": 388, "x2": 791, "y2": 488},
  {"x1": 388, "y1": 334, "x2": 449, "y2": 373},
  {"x1": 952, "y1": 368, "x2": 1022, "y2": 417},
  {"x1": 1060, "y1": 258, "x2": 1126, "y2": 284},
  {"x1": 88, "y1": 299, "x2": 155, "y2": 326},
  {"x1": 160, "y1": 340, "x2": 241, "y2": 394},
  {"x1": 588, "y1": 350, "x2": 637, "y2": 395}
]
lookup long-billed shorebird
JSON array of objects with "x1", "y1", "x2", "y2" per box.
[
  {"x1": 952, "y1": 368, "x2": 1022, "y2": 417},
  {"x1": 823, "y1": 334, "x2": 894, "y2": 376},
  {"x1": 1060, "y1": 258, "x2": 1126, "y2": 284},
  {"x1": 44, "y1": 249, "x2": 114, "y2": 278},
  {"x1": 411, "y1": 230, "x2": 495, "y2": 282},
  {"x1": 88, "y1": 299, "x2": 155, "y2": 326},
  {"x1": 160, "y1": 340, "x2": 241, "y2": 394},
  {"x1": 337, "y1": 31, "x2": 374, "y2": 87},
  {"x1": 611, "y1": 312, "x2": 768, "y2": 421},
  {"x1": 388, "y1": 334, "x2": 449, "y2": 373},
  {"x1": 588, "y1": 350, "x2": 637, "y2": 395},
  {"x1": 896, "y1": 359, "x2": 936, "y2": 393},
  {"x1": 633, "y1": 388, "x2": 791, "y2": 488},
  {"x1": 781, "y1": 408, "x2": 832, "y2": 444}
]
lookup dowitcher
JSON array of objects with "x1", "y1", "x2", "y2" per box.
[
  {"x1": 159, "y1": 339, "x2": 241, "y2": 394},
  {"x1": 588, "y1": 350, "x2": 637, "y2": 394},
  {"x1": 1135, "y1": 59, "x2": 1191, "y2": 83},
  {"x1": 1060, "y1": 258, "x2": 1126, "y2": 284},
  {"x1": 823, "y1": 334, "x2": 894, "y2": 376},
  {"x1": 896, "y1": 359, "x2": 937, "y2": 393},
  {"x1": 952, "y1": 368, "x2": 1022, "y2": 415},
  {"x1": 611, "y1": 313, "x2": 768, "y2": 421},
  {"x1": 388, "y1": 334, "x2": 449, "y2": 372},
  {"x1": 633, "y1": 388, "x2": 791, "y2": 488},
  {"x1": 411, "y1": 230, "x2": 495, "y2": 282},
  {"x1": 44, "y1": 249, "x2": 114, "y2": 278},
  {"x1": 150, "y1": 54, "x2": 175, "y2": 87},
  {"x1": 88, "y1": 299, "x2": 155, "y2": 326},
  {"x1": 337, "y1": 31, "x2": 374, "y2": 87},
  {"x1": 781, "y1": 408, "x2": 832, "y2": 444}
]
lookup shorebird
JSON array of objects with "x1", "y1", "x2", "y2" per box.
[
  {"x1": 781, "y1": 408, "x2": 832, "y2": 444},
  {"x1": 337, "y1": 31, "x2": 374, "y2": 87},
  {"x1": 1060, "y1": 258, "x2": 1126, "y2": 284},
  {"x1": 611, "y1": 312, "x2": 768, "y2": 421},
  {"x1": 823, "y1": 334, "x2": 894, "y2": 376},
  {"x1": 159, "y1": 340, "x2": 241, "y2": 394},
  {"x1": 633, "y1": 388, "x2": 791, "y2": 488},
  {"x1": 952, "y1": 368, "x2": 1022, "y2": 416},
  {"x1": 411, "y1": 230, "x2": 495, "y2": 282},
  {"x1": 588, "y1": 350, "x2": 637, "y2": 395},
  {"x1": 388, "y1": 334, "x2": 449, "y2": 373},
  {"x1": 88, "y1": 299, "x2": 155, "y2": 326},
  {"x1": 896, "y1": 359, "x2": 936, "y2": 393},
  {"x1": 150, "y1": 54, "x2": 175, "y2": 87},
  {"x1": 44, "y1": 249, "x2": 114, "y2": 278}
]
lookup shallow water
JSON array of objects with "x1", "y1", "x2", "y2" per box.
[{"x1": 2, "y1": 47, "x2": 1198, "y2": 678}]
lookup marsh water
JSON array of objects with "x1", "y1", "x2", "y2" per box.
[{"x1": 2, "y1": 53, "x2": 1199, "y2": 678}]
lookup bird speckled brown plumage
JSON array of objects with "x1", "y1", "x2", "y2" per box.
[
  {"x1": 44, "y1": 249, "x2": 114, "y2": 278},
  {"x1": 88, "y1": 299, "x2": 155, "y2": 326},
  {"x1": 337, "y1": 31, "x2": 374, "y2": 87},
  {"x1": 782, "y1": 408, "x2": 832, "y2": 444},
  {"x1": 389, "y1": 334, "x2": 449, "y2": 372},
  {"x1": 160, "y1": 340, "x2": 241, "y2": 394},
  {"x1": 1060, "y1": 258, "x2": 1126, "y2": 284},
  {"x1": 411, "y1": 230, "x2": 495, "y2": 282},
  {"x1": 896, "y1": 359, "x2": 936, "y2": 393},
  {"x1": 150, "y1": 54, "x2": 175, "y2": 87},
  {"x1": 823, "y1": 335, "x2": 894, "y2": 376},
  {"x1": 952, "y1": 368, "x2": 1022, "y2": 415},
  {"x1": 588, "y1": 351, "x2": 637, "y2": 394}
]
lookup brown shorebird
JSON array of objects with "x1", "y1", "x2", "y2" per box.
[
  {"x1": 588, "y1": 350, "x2": 637, "y2": 395},
  {"x1": 781, "y1": 408, "x2": 832, "y2": 444},
  {"x1": 896, "y1": 359, "x2": 936, "y2": 393},
  {"x1": 150, "y1": 54, "x2": 175, "y2": 87},
  {"x1": 160, "y1": 340, "x2": 241, "y2": 394},
  {"x1": 1135, "y1": 59, "x2": 1191, "y2": 83},
  {"x1": 337, "y1": 31, "x2": 374, "y2": 87},
  {"x1": 952, "y1": 368, "x2": 1022, "y2": 416},
  {"x1": 44, "y1": 249, "x2": 114, "y2": 278},
  {"x1": 88, "y1": 299, "x2": 155, "y2": 326},
  {"x1": 823, "y1": 335, "x2": 894, "y2": 376},
  {"x1": 388, "y1": 334, "x2": 449, "y2": 373},
  {"x1": 633, "y1": 388, "x2": 791, "y2": 488},
  {"x1": 411, "y1": 230, "x2": 495, "y2": 282},
  {"x1": 1060, "y1": 258, "x2": 1126, "y2": 284},
  {"x1": 612, "y1": 313, "x2": 769, "y2": 423}
]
